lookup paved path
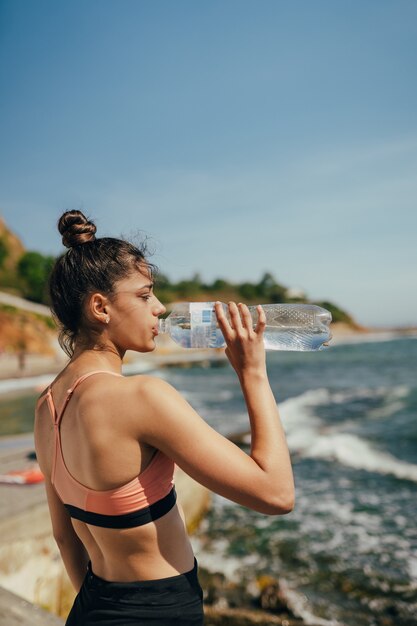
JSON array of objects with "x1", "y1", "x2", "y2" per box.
[
  {"x1": 0, "y1": 586, "x2": 63, "y2": 625},
  {"x1": 0, "y1": 291, "x2": 51, "y2": 318}
]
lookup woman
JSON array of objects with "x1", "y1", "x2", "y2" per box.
[{"x1": 34, "y1": 210, "x2": 294, "y2": 626}]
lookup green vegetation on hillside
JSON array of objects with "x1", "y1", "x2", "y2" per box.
[
  {"x1": 0, "y1": 237, "x2": 8, "y2": 268},
  {"x1": 154, "y1": 272, "x2": 353, "y2": 323},
  {"x1": 17, "y1": 251, "x2": 55, "y2": 302},
  {"x1": 0, "y1": 218, "x2": 355, "y2": 325}
]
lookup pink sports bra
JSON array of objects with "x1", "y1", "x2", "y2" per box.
[{"x1": 38, "y1": 370, "x2": 176, "y2": 528}]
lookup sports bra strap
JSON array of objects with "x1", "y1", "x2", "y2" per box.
[
  {"x1": 47, "y1": 370, "x2": 123, "y2": 425},
  {"x1": 66, "y1": 370, "x2": 123, "y2": 395}
]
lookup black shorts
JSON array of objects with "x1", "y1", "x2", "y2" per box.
[{"x1": 65, "y1": 558, "x2": 204, "y2": 625}]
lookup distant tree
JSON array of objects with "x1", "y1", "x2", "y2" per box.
[
  {"x1": 256, "y1": 272, "x2": 287, "y2": 302},
  {"x1": 267, "y1": 284, "x2": 287, "y2": 303},
  {"x1": 155, "y1": 273, "x2": 171, "y2": 289},
  {"x1": 0, "y1": 237, "x2": 8, "y2": 269},
  {"x1": 17, "y1": 251, "x2": 55, "y2": 303},
  {"x1": 176, "y1": 281, "x2": 198, "y2": 298},
  {"x1": 313, "y1": 300, "x2": 353, "y2": 324},
  {"x1": 257, "y1": 272, "x2": 277, "y2": 296},
  {"x1": 190, "y1": 273, "x2": 203, "y2": 288},
  {"x1": 173, "y1": 273, "x2": 202, "y2": 298},
  {"x1": 238, "y1": 282, "x2": 258, "y2": 300},
  {"x1": 210, "y1": 278, "x2": 231, "y2": 291}
]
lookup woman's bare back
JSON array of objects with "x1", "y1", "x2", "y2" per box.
[{"x1": 35, "y1": 370, "x2": 195, "y2": 582}]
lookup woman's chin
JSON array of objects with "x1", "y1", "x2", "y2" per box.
[{"x1": 131, "y1": 340, "x2": 157, "y2": 353}]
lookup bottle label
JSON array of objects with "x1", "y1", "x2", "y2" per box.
[{"x1": 189, "y1": 302, "x2": 218, "y2": 348}]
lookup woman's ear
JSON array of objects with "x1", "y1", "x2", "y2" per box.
[{"x1": 87, "y1": 292, "x2": 110, "y2": 324}]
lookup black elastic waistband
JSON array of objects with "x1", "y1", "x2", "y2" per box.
[
  {"x1": 85, "y1": 557, "x2": 199, "y2": 593},
  {"x1": 65, "y1": 486, "x2": 177, "y2": 528}
]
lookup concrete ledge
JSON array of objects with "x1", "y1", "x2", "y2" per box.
[
  {"x1": 0, "y1": 586, "x2": 64, "y2": 625},
  {"x1": 0, "y1": 436, "x2": 211, "y2": 621}
]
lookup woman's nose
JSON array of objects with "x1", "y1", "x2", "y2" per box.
[{"x1": 155, "y1": 299, "x2": 166, "y2": 316}]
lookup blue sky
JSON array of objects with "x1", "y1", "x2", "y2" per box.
[{"x1": 0, "y1": 0, "x2": 416, "y2": 327}]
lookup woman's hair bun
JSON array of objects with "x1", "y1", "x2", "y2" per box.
[{"x1": 58, "y1": 210, "x2": 97, "y2": 248}]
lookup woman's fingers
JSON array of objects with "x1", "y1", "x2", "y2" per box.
[
  {"x1": 215, "y1": 301, "x2": 267, "y2": 377},
  {"x1": 214, "y1": 302, "x2": 233, "y2": 340},
  {"x1": 215, "y1": 301, "x2": 265, "y2": 338},
  {"x1": 228, "y1": 301, "x2": 244, "y2": 332},
  {"x1": 238, "y1": 303, "x2": 254, "y2": 333},
  {"x1": 254, "y1": 305, "x2": 266, "y2": 335}
]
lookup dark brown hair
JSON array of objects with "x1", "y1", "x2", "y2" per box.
[{"x1": 49, "y1": 210, "x2": 154, "y2": 357}]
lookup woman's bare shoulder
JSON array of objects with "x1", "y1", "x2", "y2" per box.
[
  {"x1": 121, "y1": 373, "x2": 176, "y2": 394},
  {"x1": 75, "y1": 373, "x2": 176, "y2": 423},
  {"x1": 128, "y1": 374, "x2": 181, "y2": 401}
]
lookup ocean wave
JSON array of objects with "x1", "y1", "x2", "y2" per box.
[
  {"x1": 332, "y1": 331, "x2": 417, "y2": 346},
  {"x1": 280, "y1": 582, "x2": 344, "y2": 626},
  {"x1": 192, "y1": 534, "x2": 342, "y2": 626},
  {"x1": 302, "y1": 431, "x2": 417, "y2": 482},
  {"x1": 408, "y1": 556, "x2": 417, "y2": 581},
  {"x1": 280, "y1": 388, "x2": 417, "y2": 483},
  {"x1": 191, "y1": 536, "x2": 259, "y2": 581},
  {"x1": 0, "y1": 361, "x2": 158, "y2": 396},
  {"x1": 120, "y1": 361, "x2": 161, "y2": 376},
  {"x1": 330, "y1": 384, "x2": 409, "y2": 420},
  {"x1": 181, "y1": 388, "x2": 234, "y2": 404},
  {"x1": 0, "y1": 374, "x2": 55, "y2": 395}
]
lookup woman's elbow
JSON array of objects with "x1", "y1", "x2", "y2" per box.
[{"x1": 259, "y1": 491, "x2": 295, "y2": 516}]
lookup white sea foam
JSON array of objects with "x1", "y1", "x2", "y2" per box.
[
  {"x1": 330, "y1": 384, "x2": 409, "y2": 405},
  {"x1": 193, "y1": 531, "x2": 344, "y2": 626},
  {"x1": 182, "y1": 388, "x2": 234, "y2": 404},
  {"x1": 0, "y1": 360, "x2": 159, "y2": 396},
  {"x1": 330, "y1": 384, "x2": 409, "y2": 420},
  {"x1": 279, "y1": 388, "x2": 417, "y2": 483},
  {"x1": 191, "y1": 536, "x2": 252, "y2": 581},
  {"x1": 408, "y1": 555, "x2": 417, "y2": 581},
  {"x1": 332, "y1": 331, "x2": 417, "y2": 346},
  {"x1": 306, "y1": 432, "x2": 417, "y2": 482},
  {"x1": 121, "y1": 361, "x2": 160, "y2": 375},
  {"x1": 279, "y1": 581, "x2": 344, "y2": 626},
  {"x1": 0, "y1": 374, "x2": 55, "y2": 395}
]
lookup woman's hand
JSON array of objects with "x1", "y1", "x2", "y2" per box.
[
  {"x1": 214, "y1": 301, "x2": 267, "y2": 380},
  {"x1": 138, "y1": 301, "x2": 294, "y2": 515}
]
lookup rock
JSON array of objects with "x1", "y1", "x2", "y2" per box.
[
  {"x1": 256, "y1": 575, "x2": 294, "y2": 615},
  {"x1": 174, "y1": 467, "x2": 211, "y2": 534},
  {"x1": 198, "y1": 567, "x2": 300, "y2": 623},
  {"x1": 204, "y1": 605, "x2": 305, "y2": 625},
  {"x1": 0, "y1": 585, "x2": 64, "y2": 625}
]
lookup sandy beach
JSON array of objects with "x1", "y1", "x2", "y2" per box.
[{"x1": 1, "y1": 322, "x2": 414, "y2": 382}]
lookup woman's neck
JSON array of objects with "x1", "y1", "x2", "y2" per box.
[{"x1": 70, "y1": 345, "x2": 124, "y2": 373}]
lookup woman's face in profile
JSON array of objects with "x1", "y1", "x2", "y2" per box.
[{"x1": 108, "y1": 267, "x2": 166, "y2": 353}]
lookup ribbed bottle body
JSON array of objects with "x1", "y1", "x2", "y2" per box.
[{"x1": 159, "y1": 302, "x2": 332, "y2": 351}]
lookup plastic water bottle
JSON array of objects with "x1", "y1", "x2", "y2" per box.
[{"x1": 158, "y1": 302, "x2": 332, "y2": 351}]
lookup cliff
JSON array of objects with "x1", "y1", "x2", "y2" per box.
[
  {"x1": 0, "y1": 305, "x2": 56, "y2": 356},
  {"x1": 0, "y1": 216, "x2": 25, "y2": 275}
]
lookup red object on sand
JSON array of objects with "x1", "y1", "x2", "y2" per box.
[{"x1": 0, "y1": 466, "x2": 45, "y2": 484}]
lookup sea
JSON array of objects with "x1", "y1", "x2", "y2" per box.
[{"x1": 0, "y1": 335, "x2": 416, "y2": 625}]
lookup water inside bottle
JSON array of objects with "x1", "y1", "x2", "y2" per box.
[
  {"x1": 169, "y1": 322, "x2": 329, "y2": 350},
  {"x1": 263, "y1": 327, "x2": 330, "y2": 351}
]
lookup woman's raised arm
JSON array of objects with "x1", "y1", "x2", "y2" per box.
[{"x1": 138, "y1": 302, "x2": 294, "y2": 515}]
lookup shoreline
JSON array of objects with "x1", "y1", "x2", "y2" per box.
[{"x1": 1, "y1": 323, "x2": 416, "y2": 386}]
